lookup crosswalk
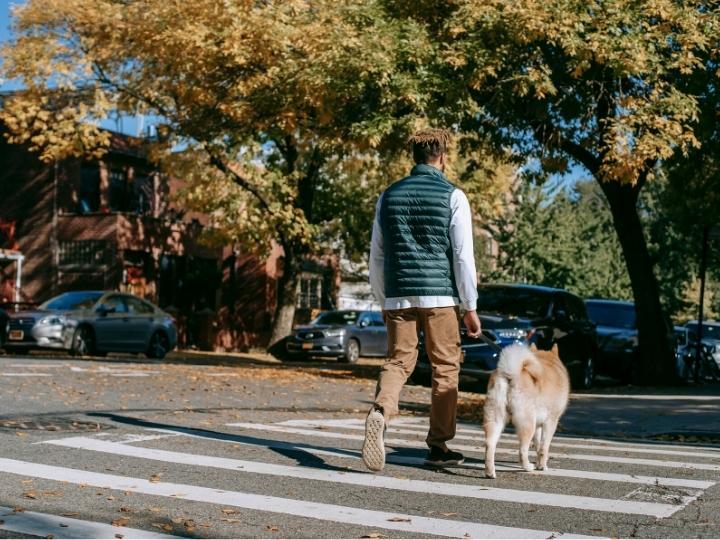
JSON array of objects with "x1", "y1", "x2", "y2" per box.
[{"x1": 0, "y1": 415, "x2": 718, "y2": 538}]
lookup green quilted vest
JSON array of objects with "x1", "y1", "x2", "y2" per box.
[{"x1": 380, "y1": 163, "x2": 458, "y2": 298}]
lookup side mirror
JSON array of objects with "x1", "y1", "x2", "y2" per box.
[{"x1": 359, "y1": 319, "x2": 369, "y2": 328}]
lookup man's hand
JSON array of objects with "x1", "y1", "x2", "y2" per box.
[{"x1": 463, "y1": 310, "x2": 482, "y2": 339}]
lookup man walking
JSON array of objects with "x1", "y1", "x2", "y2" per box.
[{"x1": 363, "y1": 128, "x2": 482, "y2": 472}]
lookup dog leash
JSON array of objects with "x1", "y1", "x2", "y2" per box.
[{"x1": 463, "y1": 329, "x2": 504, "y2": 353}]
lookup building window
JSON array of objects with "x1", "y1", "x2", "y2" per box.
[
  {"x1": 79, "y1": 163, "x2": 100, "y2": 213},
  {"x1": 131, "y1": 173, "x2": 154, "y2": 215},
  {"x1": 108, "y1": 167, "x2": 128, "y2": 211},
  {"x1": 59, "y1": 240, "x2": 109, "y2": 267},
  {"x1": 298, "y1": 275, "x2": 322, "y2": 309}
]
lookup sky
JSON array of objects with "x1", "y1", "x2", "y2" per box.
[{"x1": 0, "y1": 2, "x2": 18, "y2": 92}]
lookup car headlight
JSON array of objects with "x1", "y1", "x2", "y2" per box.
[
  {"x1": 39, "y1": 315, "x2": 67, "y2": 326},
  {"x1": 323, "y1": 328, "x2": 346, "y2": 337},
  {"x1": 495, "y1": 328, "x2": 527, "y2": 340}
]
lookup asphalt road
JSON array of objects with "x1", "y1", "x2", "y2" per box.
[{"x1": 0, "y1": 352, "x2": 718, "y2": 539}]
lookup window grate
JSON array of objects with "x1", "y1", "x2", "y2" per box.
[{"x1": 59, "y1": 240, "x2": 110, "y2": 267}]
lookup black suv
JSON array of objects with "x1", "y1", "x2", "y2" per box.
[
  {"x1": 413, "y1": 284, "x2": 599, "y2": 389},
  {"x1": 585, "y1": 299, "x2": 638, "y2": 383}
]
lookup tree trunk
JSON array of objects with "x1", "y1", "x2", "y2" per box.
[
  {"x1": 268, "y1": 241, "x2": 303, "y2": 348},
  {"x1": 599, "y1": 180, "x2": 677, "y2": 384}
]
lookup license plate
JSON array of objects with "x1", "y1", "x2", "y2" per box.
[
  {"x1": 302, "y1": 342, "x2": 313, "y2": 350},
  {"x1": 8, "y1": 330, "x2": 24, "y2": 341}
]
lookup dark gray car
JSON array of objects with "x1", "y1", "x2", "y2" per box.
[
  {"x1": 4, "y1": 290, "x2": 177, "y2": 359},
  {"x1": 585, "y1": 299, "x2": 638, "y2": 383},
  {"x1": 286, "y1": 310, "x2": 387, "y2": 363}
]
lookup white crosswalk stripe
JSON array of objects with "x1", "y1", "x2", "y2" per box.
[
  {"x1": 0, "y1": 458, "x2": 595, "y2": 539},
  {"x1": 280, "y1": 417, "x2": 720, "y2": 454},
  {"x1": 228, "y1": 422, "x2": 720, "y2": 472},
  {"x1": 278, "y1": 419, "x2": 720, "y2": 459},
  {"x1": 41, "y1": 436, "x2": 688, "y2": 517},
  {"x1": 3, "y1": 415, "x2": 718, "y2": 539},
  {"x1": 142, "y1": 426, "x2": 716, "y2": 489},
  {"x1": 0, "y1": 506, "x2": 178, "y2": 539}
]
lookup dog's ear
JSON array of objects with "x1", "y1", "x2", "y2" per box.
[
  {"x1": 551, "y1": 343, "x2": 559, "y2": 355},
  {"x1": 529, "y1": 343, "x2": 538, "y2": 352}
]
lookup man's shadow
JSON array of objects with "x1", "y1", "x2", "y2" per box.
[{"x1": 86, "y1": 412, "x2": 370, "y2": 473}]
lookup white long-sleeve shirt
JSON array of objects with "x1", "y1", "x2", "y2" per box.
[{"x1": 369, "y1": 188, "x2": 479, "y2": 311}]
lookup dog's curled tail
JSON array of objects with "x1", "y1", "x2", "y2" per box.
[{"x1": 496, "y1": 343, "x2": 543, "y2": 383}]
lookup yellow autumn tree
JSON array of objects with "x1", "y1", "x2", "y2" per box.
[{"x1": 0, "y1": 0, "x2": 515, "y2": 345}]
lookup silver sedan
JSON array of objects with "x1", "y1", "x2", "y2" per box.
[{"x1": 4, "y1": 290, "x2": 177, "y2": 359}]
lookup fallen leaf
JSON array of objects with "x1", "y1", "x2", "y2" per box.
[
  {"x1": 111, "y1": 518, "x2": 129, "y2": 527},
  {"x1": 222, "y1": 518, "x2": 242, "y2": 524},
  {"x1": 149, "y1": 474, "x2": 162, "y2": 483},
  {"x1": 20, "y1": 479, "x2": 33, "y2": 485},
  {"x1": 61, "y1": 513, "x2": 80, "y2": 518},
  {"x1": 107, "y1": 496, "x2": 115, "y2": 501},
  {"x1": 23, "y1": 491, "x2": 37, "y2": 500},
  {"x1": 361, "y1": 534, "x2": 387, "y2": 539},
  {"x1": 162, "y1": 524, "x2": 173, "y2": 532},
  {"x1": 119, "y1": 507, "x2": 132, "y2": 513},
  {"x1": 267, "y1": 525, "x2": 279, "y2": 531},
  {"x1": 440, "y1": 512, "x2": 458, "y2": 517},
  {"x1": 148, "y1": 507, "x2": 162, "y2": 513},
  {"x1": 222, "y1": 508, "x2": 238, "y2": 515},
  {"x1": 115, "y1": 535, "x2": 124, "y2": 539},
  {"x1": 171, "y1": 518, "x2": 183, "y2": 525},
  {"x1": 59, "y1": 524, "x2": 68, "y2": 528},
  {"x1": 387, "y1": 517, "x2": 411, "y2": 523}
]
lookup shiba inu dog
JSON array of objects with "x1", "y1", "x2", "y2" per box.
[{"x1": 483, "y1": 343, "x2": 570, "y2": 478}]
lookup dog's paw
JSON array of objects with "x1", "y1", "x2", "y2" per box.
[
  {"x1": 484, "y1": 470, "x2": 497, "y2": 479},
  {"x1": 522, "y1": 463, "x2": 536, "y2": 472},
  {"x1": 536, "y1": 464, "x2": 547, "y2": 471}
]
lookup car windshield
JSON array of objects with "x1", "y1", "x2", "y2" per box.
[
  {"x1": 477, "y1": 287, "x2": 549, "y2": 319},
  {"x1": 41, "y1": 292, "x2": 103, "y2": 311},
  {"x1": 586, "y1": 302, "x2": 636, "y2": 329},
  {"x1": 687, "y1": 323, "x2": 720, "y2": 342},
  {"x1": 312, "y1": 311, "x2": 360, "y2": 326}
]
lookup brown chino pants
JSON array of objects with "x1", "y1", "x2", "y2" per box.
[{"x1": 373, "y1": 306, "x2": 462, "y2": 450}]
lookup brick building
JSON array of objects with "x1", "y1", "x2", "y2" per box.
[{"x1": 0, "y1": 128, "x2": 338, "y2": 351}]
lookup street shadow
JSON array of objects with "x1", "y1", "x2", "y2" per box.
[{"x1": 87, "y1": 412, "x2": 365, "y2": 473}]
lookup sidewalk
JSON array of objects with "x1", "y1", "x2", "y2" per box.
[{"x1": 560, "y1": 388, "x2": 720, "y2": 443}]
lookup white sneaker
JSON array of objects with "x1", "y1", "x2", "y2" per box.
[{"x1": 362, "y1": 409, "x2": 386, "y2": 472}]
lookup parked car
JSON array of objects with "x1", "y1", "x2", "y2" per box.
[
  {"x1": 681, "y1": 321, "x2": 720, "y2": 380},
  {"x1": 4, "y1": 290, "x2": 177, "y2": 359},
  {"x1": 585, "y1": 299, "x2": 638, "y2": 383},
  {"x1": 286, "y1": 310, "x2": 387, "y2": 363},
  {"x1": 413, "y1": 284, "x2": 599, "y2": 389},
  {"x1": 0, "y1": 305, "x2": 7, "y2": 348}
]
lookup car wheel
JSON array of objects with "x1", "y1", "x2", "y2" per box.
[
  {"x1": 340, "y1": 338, "x2": 360, "y2": 364},
  {"x1": 71, "y1": 326, "x2": 95, "y2": 357},
  {"x1": 576, "y1": 356, "x2": 595, "y2": 389},
  {"x1": 147, "y1": 331, "x2": 170, "y2": 360}
]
